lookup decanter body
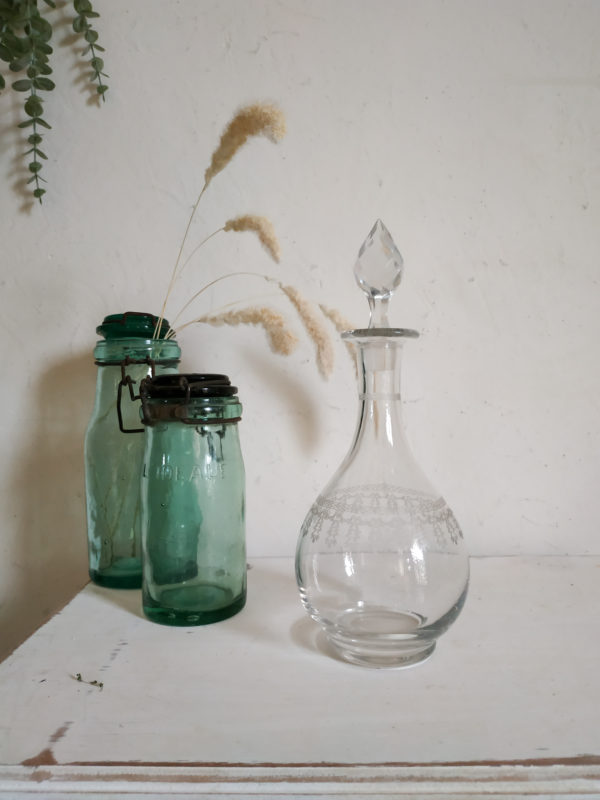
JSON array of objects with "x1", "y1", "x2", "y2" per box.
[{"x1": 295, "y1": 220, "x2": 468, "y2": 668}]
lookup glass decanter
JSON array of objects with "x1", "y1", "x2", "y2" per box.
[{"x1": 295, "y1": 220, "x2": 469, "y2": 668}]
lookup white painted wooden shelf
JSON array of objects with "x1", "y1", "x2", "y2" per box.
[{"x1": 1, "y1": 556, "x2": 599, "y2": 798}]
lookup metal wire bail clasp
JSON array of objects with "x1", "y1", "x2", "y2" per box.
[{"x1": 117, "y1": 356, "x2": 156, "y2": 433}]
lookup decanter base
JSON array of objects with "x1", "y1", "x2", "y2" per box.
[{"x1": 324, "y1": 607, "x2": 437, "y2": 669}]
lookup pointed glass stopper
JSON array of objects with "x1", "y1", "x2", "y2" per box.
[{"x1": 354, "y1": 219, "x2": 404, "y2": 328}]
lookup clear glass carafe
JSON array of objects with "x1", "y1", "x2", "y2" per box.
[{"x1": 295, "y1": 221, "x2": 469, "y2": 668}]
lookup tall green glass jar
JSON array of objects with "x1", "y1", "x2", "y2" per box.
[
  {"x1": 84, "y1": 312, "x2": 181, "y2": 588},
  {"x1": 139, "y1": 374, "x2": 246, "y2": 626}
]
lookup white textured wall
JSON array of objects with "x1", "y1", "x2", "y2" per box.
[{"x1": 1, "y1": 0, "x2": 599, "y2": 660}]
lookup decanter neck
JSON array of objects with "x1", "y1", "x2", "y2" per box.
[
  {"x1": 346, "y1": 333, "x2": 414, "y2": 451},
  {"x1": 357, "y1": 337, "x2": 403, "y2": 399},
  {"x1": 343, "y1": 329, "x2": 418, "y2": 402},
  {"x1": 337, "y1": 329, "x2": 435, "y2": 490}
]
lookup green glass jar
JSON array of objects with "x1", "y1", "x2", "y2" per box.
[
  {"x1": 84, "y1": 312, "x2": 181, "y2": 588},
  {"x1": 139, "y1": 374, "x2": 246, "y2": 626}
]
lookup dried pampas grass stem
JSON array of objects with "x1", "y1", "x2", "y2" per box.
[
  {"x1": 204, "y1": 103, "x2": 286, "y2": 189},
  {"x1": 224, "y1": 215, "x2": 280, "y2": 263},
  {"x1": 165, "y1": 271, "x2": 273, "y2": 336},
  {"x1": 153, "y1": 102, "x2": 286, "y2": 339},
  {"x1": 179, "y1": 307, "x2": 299, "y2": 357},
  {"x1": 319, "y1": 305, "x2": 355, "y2": 334},
  {"x1": 320, "y1": 304, "x2": 358, "y2": 372},
  {"x1": 279, "y1": 284, "x2": 334, "y2": 379}
]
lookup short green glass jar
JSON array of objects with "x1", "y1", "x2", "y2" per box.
[
  {"x1": 84, "y1": 312, "x2": 181, "y2": 589},
  {"x1": 140, "y1": 374, "x2": 246, "y2": 626}
]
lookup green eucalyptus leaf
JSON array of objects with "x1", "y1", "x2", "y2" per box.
[
  {"x1": 35, "y1": 41, "x2": 53, "y2": 55},
  {"x1": 84, "y1": 29, "x2": 98, "y2": 43},
  {"x1": 17, "y1": 118, "x2": 35, "y2": 128},
  {"x1": 33, "y1": 76, "x2": 55, "y2": 90},
  {"x1": 23, "y1": 146, "x2": 46, "y2": 157},
  {"x1": 2, "y1": 32, "x2": 22, "y2": 53},
  {"x1": 24, "y1": 96, "x2": 43, "y2": 117},
  {"x1": 38, "y1": 63, "x2": 52, "y2": 75},
  {"x1": 28, "y1": 161, "x2": 42, "y2": 173},
  {"x1": 82, "y1": 10, "x2": 100, "y2": 18},
  {"x1": 90, "y1": 56, "x2": 103, "y2": 71},
  {"x1": 96, "y1": 84, "x2": 108, "y2": 95},
  {"x1": 81, "y1": 44, "x2": 90, "y2": 55},
  {"x1": 27, "y1": 175, "x2": 37, "y2": 184},
  {"x1": 27, "y1": 65, "x2": 38, "y2": 78},
  {"x1": 35, "y1": 117, "x2": 51, "y2": 129},
  {"x1": 32, "y1": 16, "x2": 53, "y2": 38},
  {"x1": 12, "y1": 78, "x2": 32, "y2": 91},
  {"x1": 93, "y1": 44, "x2": 104, "y2": 52},
  {"x1": 33, "y1": 187, "x2": 46, "y2": 199},
  {"x1": 9, "y1": 55, "x2": 31, "y2": 71},
  {"x1": 41, "y1": 0, "x2": 57, "y2": 8},
  {"x1": 0, "y1": 74, "x2": 5, "y2": 90},
  {"x1": 28, "y1": 133, "x2": 43, "y2": 144},
  {"x1": 72, "y1": 15, "x2": 85, "y2": 33},
  {"x1": 74, "y1": 0, "x2": 92, "y2": 11},
  {"x1": 0, "y1": 44, "x2": 12, "y2": 62}
]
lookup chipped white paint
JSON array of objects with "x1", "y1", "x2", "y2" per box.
[{"x1": 0, "y1": 557, "x2": 599, "y2": 796}]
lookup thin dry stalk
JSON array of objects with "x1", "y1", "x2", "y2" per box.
[
  {"x1": 176, "y1": 307, "x2": 298, "y2": 356},
  {"x1": 279, "y1": 284, "x2": 334, "y2": 378},
  {"x1": 224, "y1": 215, "x2": 280, "y2": 263},
  {"x1": 165, "y1": 271, "x2": 273, "y2": 336},
  {"x1": 204, "y1": 103, "x2": 286, "y2": 189},
  {"x1": 153, "y1": 102, "x2": 286, "y2": 338}
]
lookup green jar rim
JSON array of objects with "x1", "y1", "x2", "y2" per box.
[
  {"x1": 141, "y1": 374, "x2": 238, "y2": 399},
  {"x1": 97, "y1": 311, "x2": 172, "y2": 340},
  {"x1": 93, "y1": 338, "x2": 181, "y2": 366},
  {"x1": 140, "y1": 374, "x2": 242, "y2": 426}
]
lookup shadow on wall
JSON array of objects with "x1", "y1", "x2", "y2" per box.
[
  {"x1": 2, "y1": 351, "x2": 94, "y2": 662},
  {"x1": 231, "y1": 345, "x2": 322, "y2": 453}
]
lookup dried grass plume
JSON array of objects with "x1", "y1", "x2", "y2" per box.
[
  {"x1": 280, "y1": 284, "x2": 334, "y2": 378},
  {"x1": 320, "y1": 304, "x2": 358, "y2": 373},
  {"x1": 319, "y1": 305, "x2": 355, "y2": 334},
  {"x1": 204, "y1": 103, "x2": 286, "y2": 189},
  {"x1": 224, "y1": 215, "x2": 280, "y2": 263},
  {"x1": 192, "y1": 307, "x2": 298, "y2": 356}
]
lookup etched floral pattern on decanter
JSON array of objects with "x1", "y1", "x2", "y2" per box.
[{"x1": 295, "y1": 220, "x2": 469, "y2": 668}]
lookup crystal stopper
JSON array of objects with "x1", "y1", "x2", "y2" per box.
[{"x1": 354, "y1": 219, "x2": 404, "y2": 328}]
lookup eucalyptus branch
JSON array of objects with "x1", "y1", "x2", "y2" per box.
[
  {"x1": 72, "y1": 0, "x2": 108, "y2": 100},
  {"x1": 0, "y1": 0, "x2": 107, "y2": 202},
  {"x1": 3, "y1": 0, "x2": 56, "y2": 201}
]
